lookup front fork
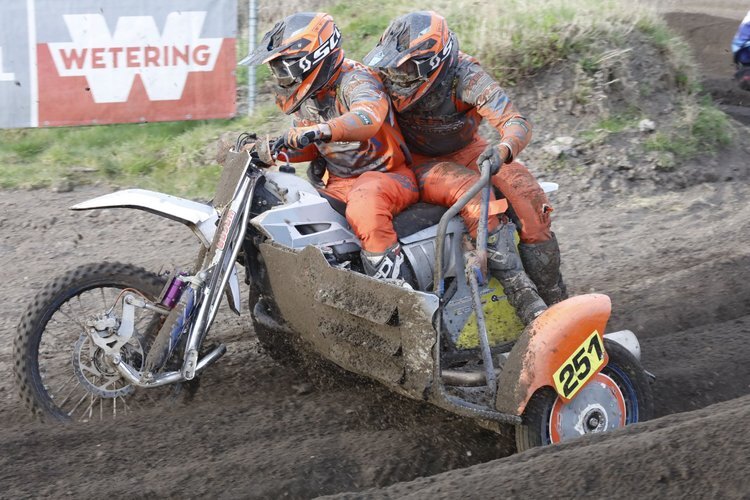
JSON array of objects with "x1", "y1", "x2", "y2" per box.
[
  {"x1": 104, "y1": 172, "x2": 258, "y2": 388},
  {"x1": 181, "y1": 172, "x2": 257, "y2": 380}
]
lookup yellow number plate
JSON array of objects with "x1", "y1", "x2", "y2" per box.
[{"x1": 553, "y1": 330, "x2": 606, "y2": 400}]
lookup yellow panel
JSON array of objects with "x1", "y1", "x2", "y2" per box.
[
  {"x1": 456, "y1": 277, "x2": 525, "y2": 349},
  {"x1": 552, "y1": 330, "x2": 606, "y2": 399}
]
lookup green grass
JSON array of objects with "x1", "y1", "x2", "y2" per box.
[
  {"x1": 0, "y1": 103, "x2": 288, "y2": 196},
  {"x1": 0, "y1": 0, "x2": 720, "y2": 196},
  {"x1": 580, "y1": 113, "x2": 642, "y2": 144},
  {"x1": 645, "y1": 99, "x2": 734, "y2": 159}
]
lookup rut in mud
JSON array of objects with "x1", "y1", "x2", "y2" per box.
[
  {"x1": 2, "y1": 5, "x2": 750, "y2": 499},
  {"x1": 2, "y1": 170, "x2": 750, "y2": 498}
]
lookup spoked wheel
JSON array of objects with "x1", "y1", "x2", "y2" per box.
[
  {"x1": 515, "y1": 339, "x2": 654, "y2": 451},
  {"x1": 14, "y1": 262, "x2": 184, "y2": 422}
]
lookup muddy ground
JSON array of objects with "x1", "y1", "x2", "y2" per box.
[{"x1": 2, "y1": 5, "x2": 750, "y2": 499}]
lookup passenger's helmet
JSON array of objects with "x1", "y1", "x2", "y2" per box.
[
  {"x1": 240, "y1": 12, "x2": 343, "y2": 114},
  {"x1": 363, "y1": 11, "x2": 457, "y2": 112}
]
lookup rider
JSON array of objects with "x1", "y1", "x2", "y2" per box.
[
  {"x1": 364, "y1": 11, "x2": 567, "y2": 313},
  {"x1": 241, "y1": 12, "x2": 419, "y2": 280},
  {"x1": 732, "y1": 10, "x2": 750, "y2": 90}
]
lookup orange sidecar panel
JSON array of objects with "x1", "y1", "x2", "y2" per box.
[{"x1": 495, "y1": 294, "x2": 612, "y2": 415}]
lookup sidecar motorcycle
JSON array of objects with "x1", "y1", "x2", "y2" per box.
[{"x1": 14, "y1": 134, "x2": 653, "y2": 451}]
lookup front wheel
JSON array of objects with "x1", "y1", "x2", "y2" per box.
[
  {"x1": 13, "y1": 262, "x2": 182, "y2": 422},
  {"x1": 515, "y1": 339, "x2": 654, "y2": 451}
]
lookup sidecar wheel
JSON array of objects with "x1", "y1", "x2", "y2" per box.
[
  {"x1": 515, "y1": 339, "x2": 654, "y2": 451},
  {"x1": 13, "y1": 262, "x2": 183, "y2": 422}
]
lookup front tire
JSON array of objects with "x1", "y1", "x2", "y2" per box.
[
  {"x1": 515, "y1": 339, "x2": 654, "y2": 451},
  {"x1": 14, "y1": 262, "x2": 172, "y2": 422}
]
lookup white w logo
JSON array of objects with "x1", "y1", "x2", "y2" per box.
[{"x1": 48, "y1": 12, "x2": 223, "y2": 103}]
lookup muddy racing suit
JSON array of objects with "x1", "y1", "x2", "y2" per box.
[
  {"x1": 284, "y1": 59, "x2": 419, "y2": 267},
  {"x1": 394, "y1": 52, "x2": 566, "y2": 306}
]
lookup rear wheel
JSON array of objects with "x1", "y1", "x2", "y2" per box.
[
  {"x1": 515, "y1": 339, "x2": 653, "y2": 451},
  {"x1": 14, "y1": 262, "x2": 184, "y2": 422}
]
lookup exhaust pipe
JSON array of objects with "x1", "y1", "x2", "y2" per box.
[{"x1": 112, "y1": 343, "x2": 227, "y2": 388}]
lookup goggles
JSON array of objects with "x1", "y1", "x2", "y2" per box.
[{"x1": 382, "y1": 36, "x2": 454, "y2": 84}]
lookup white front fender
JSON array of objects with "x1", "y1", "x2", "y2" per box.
[
  {"x1": 71, "y1": 189, "x2": 243, "y2": 315},
  {"x1": 71, "y1": 189, "x2": 219, "y2": 246}
]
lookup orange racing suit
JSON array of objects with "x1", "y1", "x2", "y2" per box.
[
  {"x1": 285, "y1": 59, "x2": 419, "y2": 254},
  {"x1": 397, "y1": 52, "x2": 551, "y2": 244}
]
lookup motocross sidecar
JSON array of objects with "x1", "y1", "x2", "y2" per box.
[{"x1": 246, "y1": 154, "x2": 653, "y2": 450}]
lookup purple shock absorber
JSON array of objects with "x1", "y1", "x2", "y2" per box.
[{"x1": 161, "y1": 276, "x2": 187, "y2": 309}]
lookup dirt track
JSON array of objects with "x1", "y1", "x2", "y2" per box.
[{"x1": 2, "y1": 5, "x2": 750, "y2": 499}]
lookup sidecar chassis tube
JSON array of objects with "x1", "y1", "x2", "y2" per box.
[
  {"x1": 467, "y1": 259, "x2": 497, "y2": 399},
  {"x1": 430, "y1": 161, "x2": 521, "y2": 425},
  {"x1": 111, "y1": 344, "x2": 227, "y2": 388},
  {"x1": 433, "y1": 161, "x2": 492, "y2": 298}
]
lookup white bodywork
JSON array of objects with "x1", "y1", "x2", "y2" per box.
[
  {"x1": 71, "y1": 189, "x2": 219, "y2": 246},
  {"x1": 251, "y1": 191, "x2": 359, "y2": 249},
  {"x1": 70, "y1": 188, "x2": 242, "y2": 314}
]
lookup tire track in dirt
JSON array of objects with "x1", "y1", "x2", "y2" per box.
[{"x1": 2, "y1": 175, "x2": 750, "y2": 497}]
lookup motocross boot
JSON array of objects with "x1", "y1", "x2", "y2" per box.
[
  {"x1": 361, "y1": 244, "x2": 412, "y2": 283},
  {"x1": 486, "y1": 227, "x2": 547, "y2": 325},
  {"x1": 518, "y1": 233, "x2": 568, "y2": 305}
]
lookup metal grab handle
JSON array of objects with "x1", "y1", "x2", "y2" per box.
[{"x1": 433, "y1": 160, "x2": 493, "y2": 298}]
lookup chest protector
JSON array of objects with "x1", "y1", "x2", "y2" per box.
[{"x1": 395, "y1": 60, "x2": 480, "y2": 157}]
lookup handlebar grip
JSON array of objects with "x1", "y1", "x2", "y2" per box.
[{"x1": 298, "y1": 132, "x2": 314, "y2": 147}]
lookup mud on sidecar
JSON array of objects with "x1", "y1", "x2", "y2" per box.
[{"x1": 243, "y1": 149, "x2": 654, "y2": 451}]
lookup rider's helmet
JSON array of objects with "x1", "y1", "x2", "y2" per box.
[
  {"x1": 240, "y1": 12, "x2": 343, "y2": 114},
  {"x1": 363, "y1": 11, "x2": 457, "y2": 112}
]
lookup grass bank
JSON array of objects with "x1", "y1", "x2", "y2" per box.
[{"x1": 0, "y1": 0, "x2": 721, "y2": 196}]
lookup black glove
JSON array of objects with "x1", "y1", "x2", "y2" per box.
[
  {"x1": 477, "y1": 144, "x2": 506, "y2": 176},
  {"x1": 307, "y1": 158, "x2": 326, "y2": 188}
]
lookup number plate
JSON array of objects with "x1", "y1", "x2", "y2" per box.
[{"x1": 553, "y1": 330, "x2": 606, "y2": 400}]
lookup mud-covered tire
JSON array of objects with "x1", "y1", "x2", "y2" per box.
[
  {"x1": 515, "y1": 339, "x2": 654, "y2": 451},
  {"x1": 14, "y1": 262, "x2": 166, "y2": 421}
]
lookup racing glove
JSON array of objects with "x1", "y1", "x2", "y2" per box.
[
  {"x1": 477, "y1": 143, "x2": 512, "y2": 176},
  {"x1": 275, "y1": 124, "x2": 332, "y2": 151}
]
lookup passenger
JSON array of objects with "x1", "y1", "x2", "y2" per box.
[
  {"x1": 364, "y1": 11, "x2": 566, "y2": 319},
  {"x1": 732, "y1": 10, "x2": 750, "y2": 90}
]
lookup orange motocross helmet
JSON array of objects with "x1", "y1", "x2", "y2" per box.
[
  {"x1": 363, "y1": 11, "x2": 457, "y2": 112},
  {"x1": 240, "y1": 12, "x2": 344, "y2": 114}
]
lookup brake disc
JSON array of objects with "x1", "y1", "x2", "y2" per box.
[
  {"x1": 548, "y1": 372, "x2": 627, "y2": 443},
  {"x1": 72, "y1": 332, "x2": 144, "y2": 399}
]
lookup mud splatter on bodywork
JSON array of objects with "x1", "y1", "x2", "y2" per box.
[{"x1": 259, "y1": 243, "x2": 439, "y2": 398}]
